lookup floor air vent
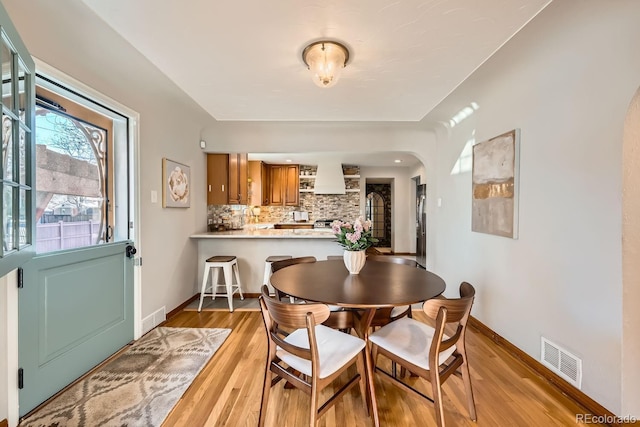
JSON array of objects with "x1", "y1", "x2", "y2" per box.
[{"x1": 541, "y1": 337, "x2": 582, "y2": 389}]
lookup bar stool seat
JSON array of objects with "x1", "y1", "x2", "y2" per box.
[
  {"x1": 263, "y1": 255, "x2": 292, "y2": 295},
  {"x1": 198, "y1": 255, "x2": 244, "y2": 312}
]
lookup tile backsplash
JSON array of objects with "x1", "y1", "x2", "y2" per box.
[
  {"x1": 207, "y1": 165, "x2": 361, "y2": 226},
  {"x1": 207, "y1": 192, "x2": 361, "y2": 225}
]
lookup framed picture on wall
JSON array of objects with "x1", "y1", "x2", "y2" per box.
[
  {"x1": 162, "y1": 158, "x2": 191, "y2": 208},
  {"x1": 471, "y1": 129, "x2": 520, "y2": 238}
]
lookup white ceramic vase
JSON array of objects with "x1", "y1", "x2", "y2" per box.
[{"x1": 343, "y1": 250, "x2": 366, "y2": 274}]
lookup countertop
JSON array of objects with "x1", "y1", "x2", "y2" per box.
[{"x1": 190, "y1": 228, "x2": 336, "y2": 239}]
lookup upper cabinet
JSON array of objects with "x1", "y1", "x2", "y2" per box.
[
  {"x1": 248, "y1": 160, "x2": 269, "y2": 206},
  {"x1": 228, "y1": 153, "x2": 248, "y2": 205},
  {"x1": 283, "y1": 165, "x2": 300, "y2": 205},
  {"x1": 208, "y1": 157, "x2": 299, "y2": 206},
  {"x1": 267, "y1": 164, "x2": 299, "y2": 206},
  {"x1": 207, "y1": 154, "x2": 228, "y2": 205},
  {"x1": 207, "y1": 153, "x2": 248, "y2": 205}
]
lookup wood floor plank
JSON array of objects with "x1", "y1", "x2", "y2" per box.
[{"x1": 162, "y1": 310, "x2": 606, "y2": 427}]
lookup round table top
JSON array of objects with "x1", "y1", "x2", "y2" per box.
[{"x1": 269, "y1": 259, "x2": 446, "y2": 309}]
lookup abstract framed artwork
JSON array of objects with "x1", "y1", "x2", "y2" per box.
[
  {"x1": 162, "y1": 158, "x2": 191, "y2": 208},
  {"x1": 472, "y1": 129, "x2": 520, "y2": 238}
]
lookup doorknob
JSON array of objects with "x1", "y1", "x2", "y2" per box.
[{"x1": 126, "y1": 245, "x2": 137, "y2": 258}]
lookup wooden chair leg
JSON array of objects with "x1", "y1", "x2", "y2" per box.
[
  {"x1": 366, "y1": 345, "x2": 380, "y2": 425},
  {"x1": 430, "y1": 368, "x2": 446, "y2": 427},
  {"x1": 258, "y1": 364, "x2": 273, "y2": 427},
  {"x1": 460, "y1": 359, "x2": 477, "y2": 421},
  {"x1": 356, "y1": 351, "x2": 369, "y2": 416},
  {"x1": 310, "y1": 383, "x2": 319, "y2": 427}
]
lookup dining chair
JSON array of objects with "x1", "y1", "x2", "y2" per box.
[
  {"x1": 270, "y1": 256, "x2": 317, "y2": 302},
  {"x1": 258, "y1": 285, "x2": 370, "y2": 427},
  {"x1": 271, "y1": 256, "x2": 354, "y2": 331},
  {"x1": 366, "y1": 255, "x2": 419, "y2": 327},
  {"x1": 369, "y1": 282, "x2": 477, "y2": 427}
]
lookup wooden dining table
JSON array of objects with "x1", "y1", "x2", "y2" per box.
[{"x1": 269, "y1": 259, "x2": 447, "y2": 427}]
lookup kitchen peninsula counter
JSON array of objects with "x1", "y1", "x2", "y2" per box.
[
  {"x1": 190, "y1": 228, "x2": 336, "y2": 239},
  {"x1": 191, "y1": 229, "x2": 343, "y2": 294}
]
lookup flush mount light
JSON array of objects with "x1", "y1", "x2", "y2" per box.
[
  {"x1": 394, "y1": 159, "x2": 402, "y2": 163},
  {"x1": 302, "y1": 40, "x2": 350, "y2": 88}
]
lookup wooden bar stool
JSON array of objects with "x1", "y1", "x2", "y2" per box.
[
  {"x1": 263, "y1": 255, "x2": 292, "y2": 295},
  {"x1": 198, "y1": 255, "x2": 244, "y2": 312}
]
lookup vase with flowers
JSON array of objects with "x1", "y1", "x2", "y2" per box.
[{"x1": 331, "y1": 217, "x2": 378, "y2": 274}]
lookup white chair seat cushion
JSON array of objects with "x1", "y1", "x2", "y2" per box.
[
  {"x1": 390, "y1": 305, "x2": 409, "y2": 318},
  {"x1": 369, "y1": 317, "x2": 456, "y2": 370},
  {"x1": 277, "y1": 325, "x2": 365, "y2": 379}
]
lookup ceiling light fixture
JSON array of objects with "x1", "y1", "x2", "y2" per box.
[{"x1": 302, "y1": 40, "x2": 350, "y2": 88}]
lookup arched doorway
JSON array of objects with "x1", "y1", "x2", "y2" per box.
[{"x1": 365, "y1": 182, "x2": 392, "y2": 249}]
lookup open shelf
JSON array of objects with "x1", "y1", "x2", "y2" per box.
[{"x1": 298, "y1": 172, "x2": 360, "y2": 193}]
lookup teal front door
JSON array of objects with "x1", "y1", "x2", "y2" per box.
[
  {"x1": 0, "y1": 1, "x2": 137, "y2": 418},
  {"x1": 18, "y1": 242, "x2": 134, "y2": 415}
]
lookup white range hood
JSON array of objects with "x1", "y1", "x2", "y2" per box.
[{"x1": 313, "y1": 161, "x2": 345, "y2": 195}]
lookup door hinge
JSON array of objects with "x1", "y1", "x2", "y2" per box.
[
  {"x1": 18, "y1": 368, "x2": 23, "y2": 389},
  {"x1": 17, "y1": 267, "x2": 23, "y2": 288}
]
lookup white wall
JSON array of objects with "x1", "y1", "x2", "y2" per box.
[{"x1": 421, "y1": 0, "x2": 640, "y2": 414}]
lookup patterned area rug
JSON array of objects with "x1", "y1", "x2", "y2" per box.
[{"x1": 20, "y1": 327, "x2": 231, "y2": 427}]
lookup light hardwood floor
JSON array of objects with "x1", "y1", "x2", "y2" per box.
[{"x1": 162, "y1": 310, "x2": 604, "y2": 427}]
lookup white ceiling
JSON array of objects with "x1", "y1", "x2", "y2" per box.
[{"x1": 80, "y1": 0, "x2": 550, "y2": 122}]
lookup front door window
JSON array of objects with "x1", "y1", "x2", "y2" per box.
[
  {"x1": 1, "y1": 35, "x2": 34, "y2": 258},
  {"x1": 34, "y1": 86, "x2": 114, "y2": 253}
]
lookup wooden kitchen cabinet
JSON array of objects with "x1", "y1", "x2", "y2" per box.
[
  {"x1": 207, "y1": 154, "x2": 228, "y2": 205},
  {"x1": 228, "y1": 153, "x2": 248, "y2": 205},
  {"x1": 283, "y1": 165, "x2": 299, "y2": 206},
  {"x1": 266, "y1": 164, "x2": 299, "y2": 206},
  {"x1": 268, "y1": 165, "x2": 284, "y2": 205},
  {"x1": 248, "y1": 160, "x2": 269, "y2": 206},
  {"x1": 207, "y1": 153, "x2": 248, "y2": 205}
]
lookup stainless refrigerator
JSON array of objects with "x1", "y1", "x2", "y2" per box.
[{"x1": 416, "y1": 184, "x2": 426, "y2": 268}]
